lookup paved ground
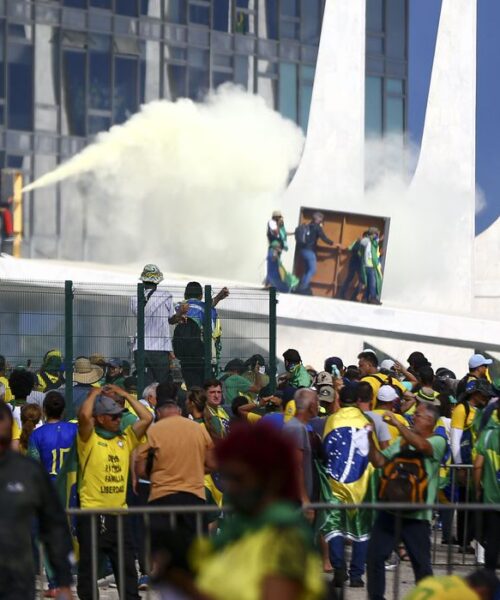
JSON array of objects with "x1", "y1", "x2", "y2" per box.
[{"x1": 40, "y1": 544, "x2": 478, "y2": 599}]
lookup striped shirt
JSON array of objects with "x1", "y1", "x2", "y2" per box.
[{"x1": 131, "y1": 288, "x2": 175, "y2": 352}]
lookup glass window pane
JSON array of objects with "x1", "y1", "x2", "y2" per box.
[
  {"x1": 62, "y1": 50, "x2": 86, "y2": 136},
  {"x1": 280, "y1": 20, "x2": 299, "y2": 40},
  {"x1": 213, "y1": 0, "x2": 230, "y2": 32},
  {"x1": 213, "y1": 70, "x2": 232, "y2": 89},
  {"x1": 279, "y1": 63, "x2": 297, "y2": 122},
  {"x1": 257, "y1": 75, "x2": 277, "y2": 109},
  {"x1": 367, "y1": 35, "x2": 383, "y2": 54},
  {"x1": 188, "y1": 66, "x2": 209, "y2": 100},
  {"x1": 386, "y1": 78, "x2": 403, "y2": 94},
  {"x1": 8, "y1": 42, "x2": 33, "y2": 130},
  {"x1": 281, "y1": 0, "x2": 298, "y2": 17},
  {"x1": 262, "y1": 0, "x2": 278, "y2": 40},
  {"x1": 301, "y1": 0, "x2": 321, "y2": 45},
  {"x1": 188, "y1": 47, "x2": 208, "y2": 68},
  {"x1": 189, "y1": 4, "x2": 209, "y2": 26},
  {"x1": 166, "y1": 63, "x2": 187, "y2": 100},
  {"x1": 385, "y1": 0, "x2": 406, "y2": 59},
  {"x1": 64, "y1": 0, "x2": 86, "y2": 7},
  {"x1": 114, "y1": 56, "x2": 138, "y2": 124},
  {"x1": 88, "y1": 115, "x2": 111, "y2": 135},
  {"x1": 115, "y1": 0, "x2": 138, "y2": 15},
  {"x1": 299, "y1": 81, "x2": 312, "y2": 132},
  {"x1": 164, "y1": 0, "x2": 186, "y2": 23},
  {"x1": 386, "y1": 95, "x2": 404, "y2": 133},
  {"x1": 90, "y1": 0, "x2": 111, "y2": 8},
  {"x1": 0, "y1": 24, "x2": 4, "y2": 98},
  {"x1": 365, "y1": 75, "x2": 382, "y2": 136},
  {"x1": 366, "y1": 0, "x2": 383, "y2": 31},
  {"x1": 89, "y1": 36, "x2": 111, "y2": 110},
  {"x1": 234, "y1": 54, "x2": 254, "y2": 91}
]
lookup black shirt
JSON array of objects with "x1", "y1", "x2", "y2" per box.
[
  {"x1": 300, "y1": 222, "x2": 333, "y2": 250},
  {"x1": 0, "y1": 450, "x2": 73, "y2": 584}
]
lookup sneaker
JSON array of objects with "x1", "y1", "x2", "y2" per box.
[
  {"x1": 385, "y1": 555, "x2": 399, "y2": 571},
  {"x1": 350, "y1": 579, "x2": 365, "y2": 588},
  {"x1": 138, "y1": 575, "x2": 149, "y2": 591}
]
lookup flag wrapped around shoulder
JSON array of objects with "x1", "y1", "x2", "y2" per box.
[{"x1": 320, "y1": 407, "x2": 376, "y2": 542}]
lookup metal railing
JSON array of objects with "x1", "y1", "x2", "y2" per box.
[
  {"x1": 0, "y1": 279, "x2": 277, "y2": 398},
  {"x1": 38, "y1": 489, "x2": 496, "y2": 600}
]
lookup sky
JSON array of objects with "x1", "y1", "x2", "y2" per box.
[{"x1": 408, "y1": 0, "x2": 499, "y2": 235}]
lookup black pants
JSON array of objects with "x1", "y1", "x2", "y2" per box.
[
  {"x1": 135, "y1": 350, "x2": 170, "y2": 385},
  {"x1": 456, "y1": 485, "x2": 474, "y2": 547},
  {"x1": 76, "y1": 514, "x2": 140, "y2": 600},
  {"x1": 180, "y1": 362, "x2": 205, "y2": 390},
  {"x1": 339, "y1": 259, "x2": 362, "y2": 300},
  {"x1": 367, "y1": 512, "x2": 432, "y2": 600},
  {"x1": 149, "y1": 492, "x2": 207, "y2": 548},
  {"x1": 484, "y1": 510, "x2": 500, "y2": 571},
  {"x1": 129, "y1": 481, "x2": 150, "y2": 576}
]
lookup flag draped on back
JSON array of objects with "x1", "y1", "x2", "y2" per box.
[{"x1": 319, "y1": 406, "x2": 376, "y2": 542}]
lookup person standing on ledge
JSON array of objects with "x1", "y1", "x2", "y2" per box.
[{"x1": 295, "y1": 211, "x2": 336, "y2": 293}]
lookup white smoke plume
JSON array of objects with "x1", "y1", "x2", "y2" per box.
[{"x1": 25, "y1": 85, "x2": 304, "y2": 281}]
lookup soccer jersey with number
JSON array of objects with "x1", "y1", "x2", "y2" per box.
[
  {"x1": 77, "y1": 426, "x2": 140, "y2": 509},
  {"x1": 28, "y1": 421, "x2": 78, "y2": 479}
]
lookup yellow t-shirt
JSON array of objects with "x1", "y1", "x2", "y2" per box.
[
  {"x1": 11, "y1": 418, "x2": 21, "y2": 441},
  {"x1": 451, "y1": 403, "x2": 476, "y2": 431},
  {"x1": 373, "y1": 409, "x2": 408, "y2": 443},
  {"x1": 246, "y1": 412, "x2": 262, "y2": 424},
  {"x1": 77, "y1": 426, "x2": 140, "y2": 509},
  {"x1": 0, "y1": 376, "x2": 13, "y2": 402},
  {"x1": 362, "y1": 373, "x2": 406, "y2": 407}
]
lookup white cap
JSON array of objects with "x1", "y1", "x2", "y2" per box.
[
  {"x1": 380, "y1": 359, "x2": 396, "y2": 371},
  {"x1": 468, "y1": 354, "x2": 493, "y2": 370},
  {"x1": 377, "y1": 385, "x2": 399, "y2": 403}
]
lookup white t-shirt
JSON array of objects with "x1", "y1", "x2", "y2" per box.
[
  {"x1": 359, "y1": 237, "x2": 373, "y2": 267},
  {"x1": 131, "y1": 288, "x2": 175, "y2": 352}
]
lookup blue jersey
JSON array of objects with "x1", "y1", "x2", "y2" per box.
[{"x1": 28, "y1": 421, "x2": 78, "y2": 479}]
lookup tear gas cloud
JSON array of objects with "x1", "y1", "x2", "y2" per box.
[{"x1": 25, "y1": 85, "x2": 305, "y2": 282}]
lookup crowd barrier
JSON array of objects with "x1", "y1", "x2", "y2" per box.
[
  {"x1": 43, "y1": 474, "x2": 495, "y2": 600},
  {"x1": 0, "y1": 279, "x2": 277, "y2": 397}
]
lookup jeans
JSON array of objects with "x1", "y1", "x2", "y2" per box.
[
  {"x1": 299, "y1": 248, "x2": 317, "y2": 290},
  {"x1": 367, "y1": 512, "x2": 432, "y2": 600},
  {"x1": 365, "y1": 266, "x2": 378, "y2": 302},
  {"x1": 76, "y1": 515, "x2": 140, "y2": 600},
  {"x1": 329, "y1": 536, "x2": 368, "y2": 581}
]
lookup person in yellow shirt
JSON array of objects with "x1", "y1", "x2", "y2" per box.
[
  {"x1": 358, "y1": 351, "x2": 406, "y2": 406},
  {"x1": 372, "y1": 385, "x2": 408, "y2": 443},
  {"x1": 76, "y1": 387, "x2": 153, "y2": 600},
  {"x1": 0, "y1": 355, "x2": 13, "y2": 402}
]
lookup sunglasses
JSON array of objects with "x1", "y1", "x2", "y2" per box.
[{"x1": 105, "y1": 414, "x2": 121, "y2": 421}]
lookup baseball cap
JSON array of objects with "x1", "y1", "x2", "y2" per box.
[
  {"x1": 272, "y1": 210, "x2": 283, "y2": 219},
  {"x1": 464, "y1": 379, "x2": 495, "y2": 398},
  {"x1": 468, "y1": 354, "x2": 493, "y2": 370},
  {"x1": 316, "y1": 371, "x2": 334, "y2": 387},
  {"x1": 380, "y1": 359, "x2": 396, "y2": 372},
  {"x1": 377, "y1": 385, "x2": 399, "y2": 403},
  {"x1": 140, "y1": 264, "x2": 164, "y2": 284},
  {"x1": 107, "y1": 358, "x2": 122, "y2": 368},
  {"x1": 93, "y1": 395, "x2": 124, "y2": 416},
  {"x1": 318, "y1": 385, "x2": 335, "y2": 403}
]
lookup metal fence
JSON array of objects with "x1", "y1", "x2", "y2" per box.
[
  {"x1": 0, "y1": 279, "x2": 277, "y2": 398},
  {"x1": 49, "y1": 494, "x2": 497, "y2": 600}
]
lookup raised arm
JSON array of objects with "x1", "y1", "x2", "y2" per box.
[
  {"x1": 78, "y1": 387, "x2": 101, "y2": 442},
  {"x1": 383, "y1": 412, "x2": 433, "y2": 456},
  {"x1": 106, "y1": 384, "x2": 153, "y2": 439},
  {"x1": 212, "y1": 287, "x2": 229, "y2": 307}
]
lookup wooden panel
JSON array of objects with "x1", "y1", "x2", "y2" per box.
[{"x1": 293, "y1": 208, "x2": 389, "y2": 300}]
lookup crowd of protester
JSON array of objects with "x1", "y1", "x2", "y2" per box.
[{"x1": 0, "y1": 267, "x2": 499, "y2": 599}]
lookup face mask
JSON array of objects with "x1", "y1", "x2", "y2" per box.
[
  {"x1": 225, "y1": 488, "x2": 265, "y2": 515},
  {"x1": 258, "y1": 366, "x2": 266, "y2": 375},
  {"x1": 286, "y1": 362, "x2": 297, "y2": 372}
]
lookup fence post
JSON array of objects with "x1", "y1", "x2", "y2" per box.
[
  {"x1": 137, "y1": 283, "x2": 145, "y2": 398},
  {"x1": 204, "y1": 285, "x2": 212, "y2": 380},
  {"x1": 269, "y1": 287, "x2": 277, "y2": 392},
  {"x1": 64, "y1": 280, "x2": 73, "y2": 417}
]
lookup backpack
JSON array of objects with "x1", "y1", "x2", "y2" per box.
[
  {"x1": 172, "y1": 318, "x2": 204, "y2": 362},
  {"x1": 295, "y1": 223, "x2": 312, "y2": 246},
  {"x1": 379, "y1": 446, "x2": 428, "y2": 503}
]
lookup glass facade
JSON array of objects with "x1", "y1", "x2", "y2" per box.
[{"x1": 0, "y1": 0, "x2": 406, "y2": 259}]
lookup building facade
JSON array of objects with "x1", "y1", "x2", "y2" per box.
[{"x1": 0, "y1": 0, "x2": 407, "y2": 259}]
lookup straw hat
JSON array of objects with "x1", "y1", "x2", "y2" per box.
[{"x1": 73, "y1": 357, "x2": 103, "y2": 385}]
